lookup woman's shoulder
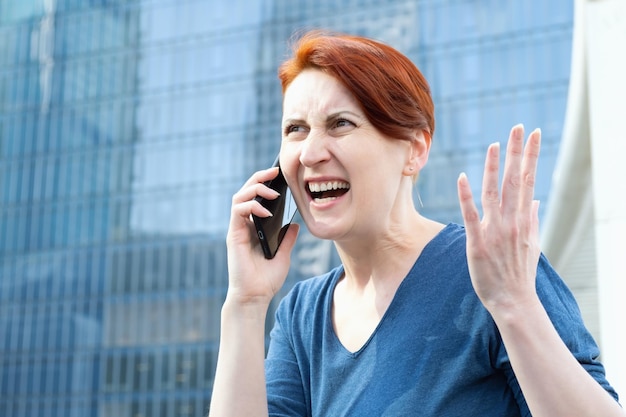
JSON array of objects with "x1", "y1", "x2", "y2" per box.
[
  {"x1": 295, "y1": 266, "x2": 342, "y2": 297},
  {"x1": 275, "y1": 265, "x2": 343, "y2": 316},
  {"x1": 432, "y1": 222, "x2": 466, "y2": 245},
  {"x1": 417, "y1": 222, "x2": 467, "y2": 264}
]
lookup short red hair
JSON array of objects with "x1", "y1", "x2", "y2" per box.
[{"x1": 278, "y1": 30, "x2": 435, "y2": 141}]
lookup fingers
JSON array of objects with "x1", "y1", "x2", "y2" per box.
[
  {"x1": 233, "y1": 168, "x2": 280, "y2": 211},
  {"x1": 519, "y1": 129, "x2": 541, "y2": 214},
  {"x1": 481, "y1": 142, "x2": 502, "y2": 218},
  {"x1": 231, "y1": 167, "x2": 281, "y2": 221},
  {"x1": 458, "y1": 125, "x2": 542, "y2": 230},
  {"x1": 233, "y1": 167, "x2": 280, "y2": 205},
  {"x1": 457, "y1": 172, "x2": 481, "y2": 240},
  {"x1": 500, "y1": 124, "x2": 525, "y2": 216},
  {"x1": 531, "y1": 200, "x2": 540, "y2": 243},
  {"x1": 500, "y1": 125, "x2": 541, "y2": 218},
  {"x1": 273, "y1": 223, "x2": 300, "y2": 262}
]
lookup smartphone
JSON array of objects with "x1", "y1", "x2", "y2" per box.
[{"x1": 252, "y1": 155, "x2": 298, "y2": 259}]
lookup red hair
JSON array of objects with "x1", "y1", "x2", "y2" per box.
[{"x1": 278, "y1": 30, "x2": 435, "y2": 141}]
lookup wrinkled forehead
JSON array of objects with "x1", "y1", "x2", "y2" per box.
[{"x1": 282, "y1": 69, "x2": 360, "y2": 121}]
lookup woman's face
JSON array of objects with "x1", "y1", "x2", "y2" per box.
[{"x1": 280, "y1": 69, "x2": 415, "y2": 242}]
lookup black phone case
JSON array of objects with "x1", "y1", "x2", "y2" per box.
[{"x1": 252, "y1": 159, "x2": 296, "y2": 259}]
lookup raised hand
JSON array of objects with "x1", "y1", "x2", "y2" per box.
[{"x1": 457, "y1": 124, "x2": 542, "y2": 313}]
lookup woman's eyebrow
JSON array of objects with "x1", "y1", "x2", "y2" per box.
[
  {"x1": 282, "y1": 110, "x2": 364, "y2": 127},
  {"x1": 325, "y1": 110, "x2": 363, "y2": 121},
  {"x1": 282, "y1": 117, "x2": 306, "y2": 127}
]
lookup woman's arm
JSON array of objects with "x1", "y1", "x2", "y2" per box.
[
  {"x1": 209, "y1": 300, "x2": 271, "y2": 417},
  {"x1": 457, "y1": 124, "x2": 624, "y2": 417},
  {"x1": 208, "y1": 167, "x2": 299, "y2": 417},
  {"x1": 491, "y1": 293, "x2": 621, "y2": 417}
]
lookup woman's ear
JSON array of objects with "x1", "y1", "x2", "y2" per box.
[{"x1": 403, "y1": 130, "x2": 432, "y2": 177}]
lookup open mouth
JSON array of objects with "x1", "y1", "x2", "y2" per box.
[{"x1": 307, "y1": 181, "x2": 350, "y2": 202}]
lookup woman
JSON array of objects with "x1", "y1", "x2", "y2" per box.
[{"x1": 209, "y1": 31, "x2": 622, "y2": 416}]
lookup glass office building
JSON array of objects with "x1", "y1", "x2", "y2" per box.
[{"x1": 0, "y1": 0, "x2": 573, "y2": 415}]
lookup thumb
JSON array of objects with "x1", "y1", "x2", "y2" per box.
[{"x1": 274, "y1": 223, "x2": 300, "y2": 260}]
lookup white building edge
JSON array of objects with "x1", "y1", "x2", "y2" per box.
[{"x1": 541, "y1": 0, "x2": 626, "y2": 398}]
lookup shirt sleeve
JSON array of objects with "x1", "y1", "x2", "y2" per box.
[
  {"x1": 265, "y1": 293, "x2": 309, "y2": 417},
  {"x1": 496, "y1": 253, "x2": 620, "y2": 413}
]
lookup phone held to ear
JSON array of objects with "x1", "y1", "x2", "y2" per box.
[{"x1": 252, "y1": 155, "x2": 298, "y2": 259}]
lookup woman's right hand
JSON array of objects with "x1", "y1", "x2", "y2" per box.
[{"x1": 225, "y1": 166, "x2": 300, "y2": 309}]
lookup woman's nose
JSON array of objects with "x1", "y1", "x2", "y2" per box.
[{"x1": 299, "y1": 130, "x2": 330, "y2": 167}]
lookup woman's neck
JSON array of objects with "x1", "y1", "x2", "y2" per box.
[{"x1": 334, "y1": 213, "x2": 444, "y2": 291}]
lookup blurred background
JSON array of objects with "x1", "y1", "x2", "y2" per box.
[{"x1": 2, "y1": 0, "x2": 620, "y2": 416}]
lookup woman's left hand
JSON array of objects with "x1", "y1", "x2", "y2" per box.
[{"x1": 457, "y1": 124, "x2": 542, "y2": 313}]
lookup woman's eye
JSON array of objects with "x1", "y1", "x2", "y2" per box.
[
  {"x1": 334, "y1": 118, "x2": 354, "y2": 129},
  {"x1": 285, "y1": 124, "x2": 303, "y2": 134}
]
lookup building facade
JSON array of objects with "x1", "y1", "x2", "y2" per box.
[
  {"x1": 541, "y1": 0, "x2": 626, "y2": 397},
  {"x1": 0, "y1": 0, "x2": 573, "y2": 416}
]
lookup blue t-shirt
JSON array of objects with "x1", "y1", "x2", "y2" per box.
[{"x1": 265, "y1": 223, "x2": 618, "y2": 416}]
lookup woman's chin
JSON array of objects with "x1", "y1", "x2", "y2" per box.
[{"x1": 303, "y1": 220, "x2": 345, "y2": 241}]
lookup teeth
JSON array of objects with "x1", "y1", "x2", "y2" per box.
[
  {"x1": 308, "y1": 181, "x2": 350, "y2": 193},
  {"x1": 313, "y1": 196, "x2": 338, "y2": 203}
]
